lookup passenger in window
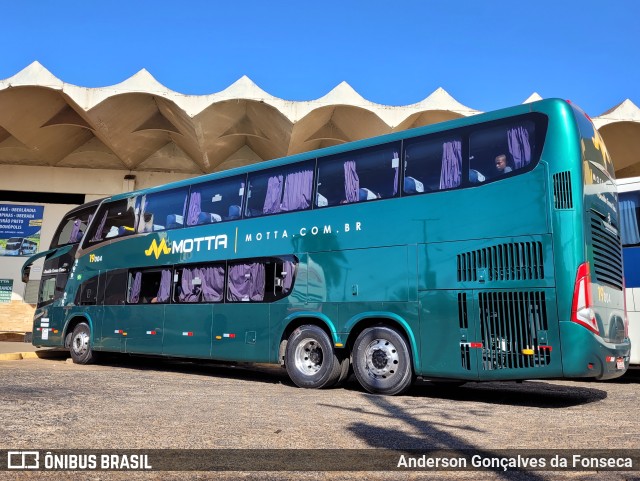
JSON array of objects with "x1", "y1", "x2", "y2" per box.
[{"x1": 495, "y1": 154, "x2": 512, "y2": 175}]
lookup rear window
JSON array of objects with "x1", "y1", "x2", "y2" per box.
[{"x1": 572, "y1": 105, "x2": 616, "y2": 180}]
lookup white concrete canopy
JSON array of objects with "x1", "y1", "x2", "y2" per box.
[{"x1": 0, "y1": 62, "x2": 638, "y2": 179}]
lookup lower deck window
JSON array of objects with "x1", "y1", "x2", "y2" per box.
[
  {"x1": 128, "y1": 269, "x2": 171, "y2": 304},
  {"x1": 175, "y1": 264, "x2": 225, "y2": 303}
]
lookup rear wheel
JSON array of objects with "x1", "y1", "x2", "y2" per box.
[
  {"x1": 69, "y1": 322, "x2": 97, "y2": 364},
  {"x1": 285, "y1": 325, "x2": 343, "y2": 389},
  {"x1": 352, "y1": 326, "x2": 413, "y2": 395}
]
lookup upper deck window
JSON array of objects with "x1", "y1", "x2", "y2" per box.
[
  {"x1": 85, "y1": 198, "x2": 137, "y2": 246},
  {"x1": 136, "y1": 187, "x2": 189, "y2": 233},
  {"x1": 51, "y1": 206, "x2": 96, "y2": 248},
  {"x1": 469, "y1": 119, "x2": 537, "y2": 184},
  {"x1": 188, "y1": 175, "x2": 245, "y2": 224},
  {"x1": 403, "y1": 135, "x2": 463, "y2": 194},
  {"x1": 245, "y1": 161, "x2": 314, "y2": 217},
  {"x1": 316, "y1": 142, "x2": 400, "y2": 208}
]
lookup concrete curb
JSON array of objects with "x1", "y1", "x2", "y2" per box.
[{"x1": 0, "y1": 350, "x2": 68, "y2": 361}]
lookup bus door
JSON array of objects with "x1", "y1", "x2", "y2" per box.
[
  {"x1": 98, "y1": 269, "x2": 129, "y2": 353},
  {"x1": 163, "y1": 266, "x2": 215, "y2": 358},
  {"x1": 122, "y1": 269, "x2": 166, "y2": 355},
  {"x1": 212, "y1": 261, "x2": 271, "y2": 363},
  {"x1": 32, "y1": 246, "x2": 77, "y2": 345}
]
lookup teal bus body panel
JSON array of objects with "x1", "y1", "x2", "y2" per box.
[
  {"x1": 212, "y1": 304, "x2": 270, "y2": 362},
  {"x1": 307, "y1": 247, "x2": 411, "y2": 303},
  {"x1": 163, "y1": 304, "x2": 212, "y2": 358},
  {"x1": 99, "y1": 306, "x2": 125, "y2": 352},
  {"x1": 124, "y1": 305, "x2": 165, "y2": 355},
  {"x1": 419, "y1": 290, "x2": 479, "y2": 380}
]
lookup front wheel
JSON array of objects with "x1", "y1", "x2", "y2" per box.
[
  {"x1": 352, "y1": 326, "x2": 413, "y2": 395},
  {"x1": 285, "y1": 325, "x2": 344, "y2": 389},
  {"x1": 69, "y1": 322, "x2": 97, "y2": 364}
]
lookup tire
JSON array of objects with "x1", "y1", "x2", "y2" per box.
[
  {"x1": 335, "y1": 353, "x2": 351, "y2": 386},
  {"x1": 352, "y1": 326, "x2": 414, "y2": 395},
  {"x1": 285, "y1": 325, "x2": 343, "y2": 389},
  {"x1": 69, "y1": 322, "x2": 97, "y2": 364}
]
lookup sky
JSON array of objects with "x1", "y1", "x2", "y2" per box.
[{"x1": 1, "y1": 0, "x2": 639, "y2": 117}]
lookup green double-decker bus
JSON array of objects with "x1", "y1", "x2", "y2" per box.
[{"x1": 23, "y1": 98, "x2": 630, "y2": 395}]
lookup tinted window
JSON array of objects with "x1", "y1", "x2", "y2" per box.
[
  {"x1": 51, "y1": 206, "x2": 96, "y2": 248},
  {"x1": 37, "y1": 275, "x2": 66, "y2": 307},
  {"x1": 137, "y1": 187, "x2": 189, "y2": 233},
  {"x1": 85, "y1": 199, "x2": 137, "y2": 245},
  {"x1": 469, "y1": 119, "x2": 536, "y2": 183},
  {"x1": 76, "y1": 275, "x2": 100, "y2": 306},
  {"x1": 227, "y1": 257, "x2": 297, "y2": 303},
  {"x1": 100, "y1": 270, "x2": 127, "y2": 305},
  {"x1": 188, "y1": 175, "x2": 245, "y2": 224},
  {"x1": 404, "y1": 135, "x2": 463, "y2": 194},
  {"x1": 572, "y1": 105, "x2": 615, "y2": 180},
  {"x1": 316, "y1": 143, "x2": 400, "y2": 207},
  {"x1": 174, "y1": 263, "x2": 225, "y2": 303},
  {"x1": 128, "y1": 268, "x2": 172, "y2": 304},
  {"x1": 245, "y1": 161, "x2": 314, "y2": 217}
]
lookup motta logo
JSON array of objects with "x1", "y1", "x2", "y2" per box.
[
  {"x1": 144, "y1": 238, "x2": 172, "y2": 259},
  {"x1": 144, "y1": 235, "x2": 228, "y2": 260}
]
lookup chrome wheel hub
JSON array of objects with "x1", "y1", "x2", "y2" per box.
[
  {"x1": 294, "y1": 337, "x2": 324, "y2": 375},
  {"x1": 364, "y1": 338, "x2": 399, "y2": 378}
]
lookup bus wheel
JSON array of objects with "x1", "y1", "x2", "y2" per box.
[
  {"x1": 69, "y1": 322, "x2": 97, "y2": 365},
  {"x1": 352, "y1": 326, "x2": 413, "y2": 395},
  {"x1": 285, "y1": 325, "x2": 343, "y2": 389}
]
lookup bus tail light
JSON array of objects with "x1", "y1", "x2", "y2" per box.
[{"x1": 571, "y1": 262, "x2": 599, "y2": 334}]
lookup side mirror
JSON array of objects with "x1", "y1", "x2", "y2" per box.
[{"x1": 22, "y1": 265, "x2": 31, "y2": 284}]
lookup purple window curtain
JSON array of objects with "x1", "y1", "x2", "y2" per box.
[
  {"x1": 344, "y1": 161, "x2": 360, "y2": 203},
  {"x1": 186, "y1": 191, "x2": 201, "y2": 226},
  {"x1": 439, "y1": 140, "x2": 462, "y2": 190},
  {"x1": 508, "y1": 126, "x2": 532, "y2": 169},
  {"x1": 129, "y1": 272, "x2": 142, "y2": 304},
  {"x1": 69, "y1": 219, "x2": 81, "y2": 243},
  {"x1": 281, "y1": 170, "x2": 313, "y2": 212},
  {"x1": 282, "y1": 261, "x2": 295, "y2": 292},
  {"x1": 228, "y1": 263, "x2": 265, "y2": 301},
  {"x1": 262, "y1": 176, "x2": 283, "y2": 214},
  {"x1": 201, "y1": 266, "x2": 225, "y2": 302},
  {"x1": 156, "y1": 269, "x2": 171, "y2": 303},
  {"x1": 90, "y1": 211, "x2": 108, "y2": 242},
  {"x1": 249, "y1": 263, "x2": 265, "y2": 301},
  {"x1": 228, "y1": 264, "x2": 251, "y2": 301},
  {"x1": 179, "y1": 267, "x2": 195, "y2": 302}
]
